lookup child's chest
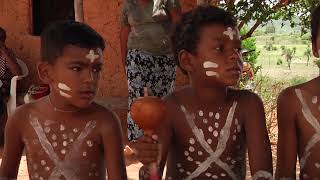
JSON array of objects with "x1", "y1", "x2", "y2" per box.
[
  {"x1": 22, "y1": 114, "x2": 105, "y2": 179},
  {"x1": 168, "y1": 102, "x2": 247, "y2": 179}
]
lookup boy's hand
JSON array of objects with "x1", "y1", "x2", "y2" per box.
[{"x1": 127, "y1": 134, "x2": 159, "y2": 165}]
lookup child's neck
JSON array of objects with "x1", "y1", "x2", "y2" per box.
[
  {"x1": 190, "y1": 85, "x2": 228, "y2": 104},
  {"x1": 47, "y1": 93, "x2": 81, "y2": 113}
]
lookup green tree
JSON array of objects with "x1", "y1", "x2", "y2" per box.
[
  {"x1": 281, "y1": 47, "x2": 296, "y2": 70},
  {"x1": 304, "y1": 47, "x2": 312, "y2": 66},
  {"x1": 197, "y1": 0, "x2": 320, "y2": 39}
]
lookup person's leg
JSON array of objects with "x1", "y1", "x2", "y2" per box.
[
  {"x1": 146, "y1": 54, "x2": 176, "y2": 98},
  {"x1": 126, "y1": 49, "x2": 147, "y2": 141}
]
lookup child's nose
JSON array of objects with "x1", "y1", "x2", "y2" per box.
[
  {"x1": 228, "y1": 49, "x2": 241, "y2": 62},
  {"x1": 83, "y1": 69, "x2": 95, "y2": 82}
]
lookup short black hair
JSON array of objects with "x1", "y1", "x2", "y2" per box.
[
  {"x1": 41, "y1": 20, "x2": 105, "y2": 64},
  {"x1": 171, "y1": 6, "x2": 237, "y2": 72},
  {"x1": 0, "y1": 27, "x2": 6, "y2": 43},
  {"x1": 311, "y1": 3, "x2": 320, "y2": 45}
]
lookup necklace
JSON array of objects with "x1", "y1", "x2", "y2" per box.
[{"x1": 48, "y1": 96, "x2": 79, "y2": 113}]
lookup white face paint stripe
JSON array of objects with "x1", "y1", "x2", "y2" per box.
[
  {"x1": 29, "y1": 115, "x2": 96, "y2": 180},
  {"x1": 181, "y1": 102, "x2": 238, "y2": 180},
  {"x1": 58, "y1": 83, "x2": 71, "y2": 91},
  {"x1": 206, "y1": 71, "x2": 219, "y2": 77},
  {"x1": 223, "y1": 27, "x2": 236, "y2": 40},
  {"x1": 295, "y1": 89, "x2": 320, "y2": 168},
  {"x1": 203, "y1": 61, "x2": 219, "y2": 68},
  {"x1": 86, "y1": 49, "x2": 100, "y2": 63},
  {"x1": 252, "y1": 171, "x2": 272, "y2": 180},
  {"x1": 59, "y1": 91, "x2": 72, "y2": 98}
]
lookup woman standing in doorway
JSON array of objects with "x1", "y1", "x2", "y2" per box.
[{"x1": 120, "y1": 0, "x2": 181, "y2": 141}]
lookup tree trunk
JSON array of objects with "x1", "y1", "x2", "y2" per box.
[{"x1": 74, "y1": 0, "x2": 84, "y2": 22}]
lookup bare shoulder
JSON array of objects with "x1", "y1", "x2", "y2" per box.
[
  {"x1": 5, "y1": 98, "x2": 48, "y2": 137},
  {"x1": 229, "y1": 88, "x2": 263, "y2": 107},
  {"x1": 89, "y1": 103, "x2": 121, "y2": 134}
]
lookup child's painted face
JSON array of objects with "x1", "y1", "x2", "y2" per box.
[
  {"x1": 190, "y1": 24, "x2": 243, "y2": 87},
  {"x1": 50, "y1": 45, "x2": 103, "y2": 108}
]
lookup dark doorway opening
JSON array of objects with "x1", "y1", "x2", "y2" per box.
[{"x1": 32, "y1": 0, "x2": 75, "y2": 36}]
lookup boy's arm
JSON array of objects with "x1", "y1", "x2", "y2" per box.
[
  {"x1": 275, "y1": 88, "x2": 297, "y2": 179},
  {"x1": 243, "y1": 92, "x2": 273, "y2": 179},
  {"x1": 101, "y1": 112, "x2": 127, "y2": 180},
  {"x1": 0, "y1": 111, "x2": 24, "y2": 178},
  {"x1": 157, "y1": 99, "x2": 174, "y2": 177}
]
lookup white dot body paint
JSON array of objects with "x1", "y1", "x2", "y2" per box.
[
  {"x1": 60, "y1": 124, "x2": 66, "y2": 131},
  {"x1": 184, "y1": 151, "x2": 189, "y2": 156},
  {"x1": 212, "y1": 175, "x2": 218, "y2": 179},
  {"x1": 205, "y1": 173, "x2": 212, "y2": 177},
  {"x1": 83, "y1": 152, "x2": 87, "y2": 157},
  {"x1": 87, "y1": 140, "x2": 93, "y2": 147},
  {"x1": 203, "y1": 61, "x2": 219, "y2": 69},
  {"x1": 223, "y1": 27, "x2": 237, "y2": 40},
  {"x1": 213, "y1": 130, "x2": 219, "y2": 137},
  {"x1": 209, "y1": 112, "x2": 214, "y2": 117},
  {"x1": 189, "y1": 146, "x2": 195, "y2": 152},
  {"x1": 86, "y1": 49, "x2": 100, "y2": 63},
  {"x1": 41, "y1": 160, "x2": 46, "y2": 166},
  {"x1": 315, "y1": 162, "x2": 320, "y2": 168},
  {"x1": 189, "y1": 138, "x2": 195, "y2": 144},
  {"x1": 215, "y1": 113, "x2": 220, "y2": 119},
  {"x1": 203, "y1": 118, "x2": 208, "y2": 124},
  {"x1": 215, "y1": 123, "x2": 219, "y2": 128},
  {"x1": 198, "y1": 110, "x2": 204, "y2": 117},
  {"x1": 177, "y1": 163, "x2": 182, "y2": 168},
  {"x1": 312, "y1": 96, "x2": 318, "y2": 104},
  {"x1": 198, "y1": 151, "x2": 203, "y2": 156}
]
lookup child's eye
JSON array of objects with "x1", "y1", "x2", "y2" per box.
[
  {"x1": 70, "y1": 66, "x2": 82, "y2": 72},
  {"x1": 214, "y1": 46, "x2": 224, "y2": 53},
  {"x1": 92, "y1": 66, "x2": 102, "y2": 73}
]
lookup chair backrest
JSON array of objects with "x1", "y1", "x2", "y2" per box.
[{"x1": 7, "y1": 58, "x2": 29, "y2": 116}]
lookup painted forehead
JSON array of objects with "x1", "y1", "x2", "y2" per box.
[{"x1": 85, "y1": 48, "x2": 103, "y2": 63}]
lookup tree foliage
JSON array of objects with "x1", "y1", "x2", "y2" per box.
[{"x1": 197, "y1": 0, "x2": 320, "y2": 39}]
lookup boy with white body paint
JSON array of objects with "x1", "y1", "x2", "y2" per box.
[
  {"x1": 154, "y1": 6, "x2": 273, "y2": 180},
  {"x1": 0, "y1": 21, "x2": 127, "y2": 180},
  {"x1": 275, "y1": 4, "x2": 320, "y2": 179}
]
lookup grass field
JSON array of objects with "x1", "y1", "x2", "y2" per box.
[{"x1": 254, "y1": 34, "x2": 319, "y2": 82}]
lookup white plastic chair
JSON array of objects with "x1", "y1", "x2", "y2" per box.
[{"x1": 7, "y1": 58, "x2": 29, "y2": 116}]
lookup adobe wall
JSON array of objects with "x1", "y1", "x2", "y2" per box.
[{"x1": 0, "y1": 0, "x2": 196, "y2": 98}]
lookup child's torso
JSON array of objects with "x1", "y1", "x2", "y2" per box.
[
  {"x1": 166, "y1": 92, "x2": 247, "y2": 180},
  {"x1": 294, "y1": 88, "x2": 320, "y2": 178},
  {"x1": 22, "y1": 112, "x2": 106, "y2": 180}
]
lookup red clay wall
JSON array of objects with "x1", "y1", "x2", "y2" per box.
[{"x1": 0, "y1": 0, "x2": 195, "y2": 98}]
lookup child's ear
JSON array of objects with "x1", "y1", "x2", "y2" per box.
[
  {"x1": 37, "y1": 62, "x2": 53, "y2": 84},
  {"x1": 178, "y1": 50, "x2": 195, "y2": 73},
  {"x1": 312, "y1": 42, "x2": 319, "y2": 58}
]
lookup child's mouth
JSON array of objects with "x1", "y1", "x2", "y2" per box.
[{"x1": 79, "y1": 91, "x2": 95, "y2": 99}]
